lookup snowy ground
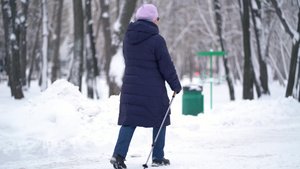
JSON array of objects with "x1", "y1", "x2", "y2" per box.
[{"x1": 1, "y1": 79, "x2": 300, "y2": 169}]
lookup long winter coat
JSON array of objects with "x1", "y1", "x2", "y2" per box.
[{"x1": 118, "y1": 20, "x2": 182, "y2": 127}]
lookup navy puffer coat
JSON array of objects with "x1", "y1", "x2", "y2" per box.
[{"x1": 118, "y1": 20, "x2": 182, "y2": 127}]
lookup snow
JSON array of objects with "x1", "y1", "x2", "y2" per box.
[
  {"x1": 1, "y1": 79, "x2": 300, "y2": 169},
  {"x1": 9, "y1": 34, "x2": 16, "y2": 41},
  {"x1": 104, "y1": 0, "x2": 109, "y2": 6},
  {"x1": 102, "y1": 12, "x2": 109, "y2": 19},
  {"x1": 113, "y1": 20, "x2": 121, "y2": 35},
  {"x1": 251, "y1": 0, "x2": 258, "y2": 10},
  {"x1": 183, "y1": 84, "x2": 203, "y2": 91},
  {"x1": 292, "y1": 31, "x2": 299, "y2": 44},
  {"x1": 88, "y1": 20, "x2": 93, "y2": 25},
  {"x1": 109, "y1": 48, "x2": 125, "y2": 87}
]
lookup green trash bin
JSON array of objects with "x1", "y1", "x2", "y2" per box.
[{"x1": 182, "y1": 84, "x2": 204, "y2": 116}]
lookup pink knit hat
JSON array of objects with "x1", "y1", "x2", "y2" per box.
[{"x1": 135, "y1": 4, "x2": 158, "y2": 22}]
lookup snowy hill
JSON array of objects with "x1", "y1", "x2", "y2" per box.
[{"x1": 1, "y1": 79, "x2": 300, "y2": 169}]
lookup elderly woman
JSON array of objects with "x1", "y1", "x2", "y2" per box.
[{"x1": 110, "y1": 4, "x2": 182, "y2": 169}]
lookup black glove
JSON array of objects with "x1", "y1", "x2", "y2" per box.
[{"x1": 175, "y1": 87, "x2": 182, "y2": 94}]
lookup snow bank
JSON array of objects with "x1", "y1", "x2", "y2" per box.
[
  {"x1": 171, "y1": 95, "x2": 300, "y2": 134},
  {"x1": 0, "y1": 80, "x2": 119, "y2": 164},
  {"x1": 1, "y1": 80, "x2": 300, "y2": 168},
  {"x1": 210, "y1": 97, "x2": 300, "y2": 128},
  {"x1": 7, "y1": 79, "x2": 101, "y2": 139}
]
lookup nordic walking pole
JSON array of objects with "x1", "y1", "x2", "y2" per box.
[{"x1": 143, "y1": 91, "x2": 177, "y2": 169}]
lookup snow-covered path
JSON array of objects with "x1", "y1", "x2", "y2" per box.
[{"x1": 1, "y1": 80, "x2": 300, "y2": 169}]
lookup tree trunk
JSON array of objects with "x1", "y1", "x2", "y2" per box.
[
  {"x1": 10, "y1": 0, "x2": 23, "y2": 98},
  {"x1": 242, "y1": 0, "x2": 254, "y2": 100},
  {"x1": 1, "y1": 0, "x2": 24, "y2": 99},
  {"x1": 100, "y1": 0, "x2": 112, "y2": 78},
  {"x1": 70, "y1": 0, "x2": 84, "y2": 91},
  {"x1": 41, "y1": 0, "x2": 48, "y2": 91},
  {"x1": 1, "y1": 0, "x2": 13, "y2": 95},
  {"x1": 88, "y1": 2, "x2": 99, "y2": 78},
  {"x1": 214, "y1": 0, "x2": 235, "y2": 101},
  {"x1": 286, "y1": 18, "x2": 300, "y2": 98},
  {"x1": 100, "y1": 0, "x2": 114, "y2": 97},
  {"x1": 51, "y1": 0, "x2": 63, "y2": 83},
  {"x1": 19, "y1": 0, "x2": 29, "y2": 87},
  {"x1": 270, "y1": 0, "x2": 300, "y2": 100},
  {"x1": 28, "y1": 18, "x2": 42, "y2": 87},
  {"x1": 86, "y1": 0, "x2": 94, "y2": 98},
  {"x1": 100, "y1": 0, "x2": 137, "y2": 96},
  {"x1": 250, "y1": 0, "x2": 270, "y2": 95},
  {"x1": 298, "y1": 60, "x2": 300, "y2": 102},
  {"x1": 85, "y1": 0, "x2": 99, "y2": 99},
  {"x1": 109, "y1": 0, "x2": 137, "y2": 96}
]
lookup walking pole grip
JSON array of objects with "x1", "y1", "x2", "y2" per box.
[{"x1": 172, "y1": 91, "x2": 177, "y2": 97}]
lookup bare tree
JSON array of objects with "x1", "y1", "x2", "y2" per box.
[
  {"x1": 41, "y1": 0, "x2": 49, "y2": 91},
  {"x1": 51, "y1": 0, "x2": 63, "y2": 83},
  {"x1": 1, "y1": 0, "x2": 298, "y2": 101},
  {"x1": 19, "y1": 0, "x2": 29, "y2": 87},
  {"x1": 1, "y1": 0, "x2": 12, "y2": 94},
  {"x1": 214, "y1": 0, "x2": 235, "y2": 101},
  {"x1": 85, "y1": 0, "x2": 99, "y2": 98},
  {"x1": 28, "y1": 18, "x2": 42, "y2": 87},
  {"x1": 100, "y1": 0, "x2": 112, "y2": 89},
  {"x1": 270, "y1": 0, "x2": 300, "y2": 100},
  {"x1": 250, "y1": 0, "x2": 270, "y2": 95},
  {"x1": 1, "y1": 0, "x2": 24, "y2": 99},
  {"x1": 241, "y1": 0, "x2": 254, "y2": 100},
  {"x1": 100, "y1": 0, "x2": 137, "y2": 96},
  {"x1": 70, "y1": 0, "x2": 84, "y2": 91}
]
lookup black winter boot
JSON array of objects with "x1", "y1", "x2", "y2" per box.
[
  {"x1": 110, "y1": 154, "x2": 127, "y2": 169},
  {"x1": 152, "y1": 158, "x2": 170, "y2": 167}
]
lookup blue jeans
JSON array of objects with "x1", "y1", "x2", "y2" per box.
[{"x1": 113, "y1": 125, "x2": 166, "y2": 160}]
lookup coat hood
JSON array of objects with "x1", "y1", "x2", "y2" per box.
[{"x1": 125, "y1": 20, "x2": 159, "y2": 45}]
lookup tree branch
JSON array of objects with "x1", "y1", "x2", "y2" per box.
[{"x1": 270, "y1": 0, "x2": 295, "y2": 39}]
